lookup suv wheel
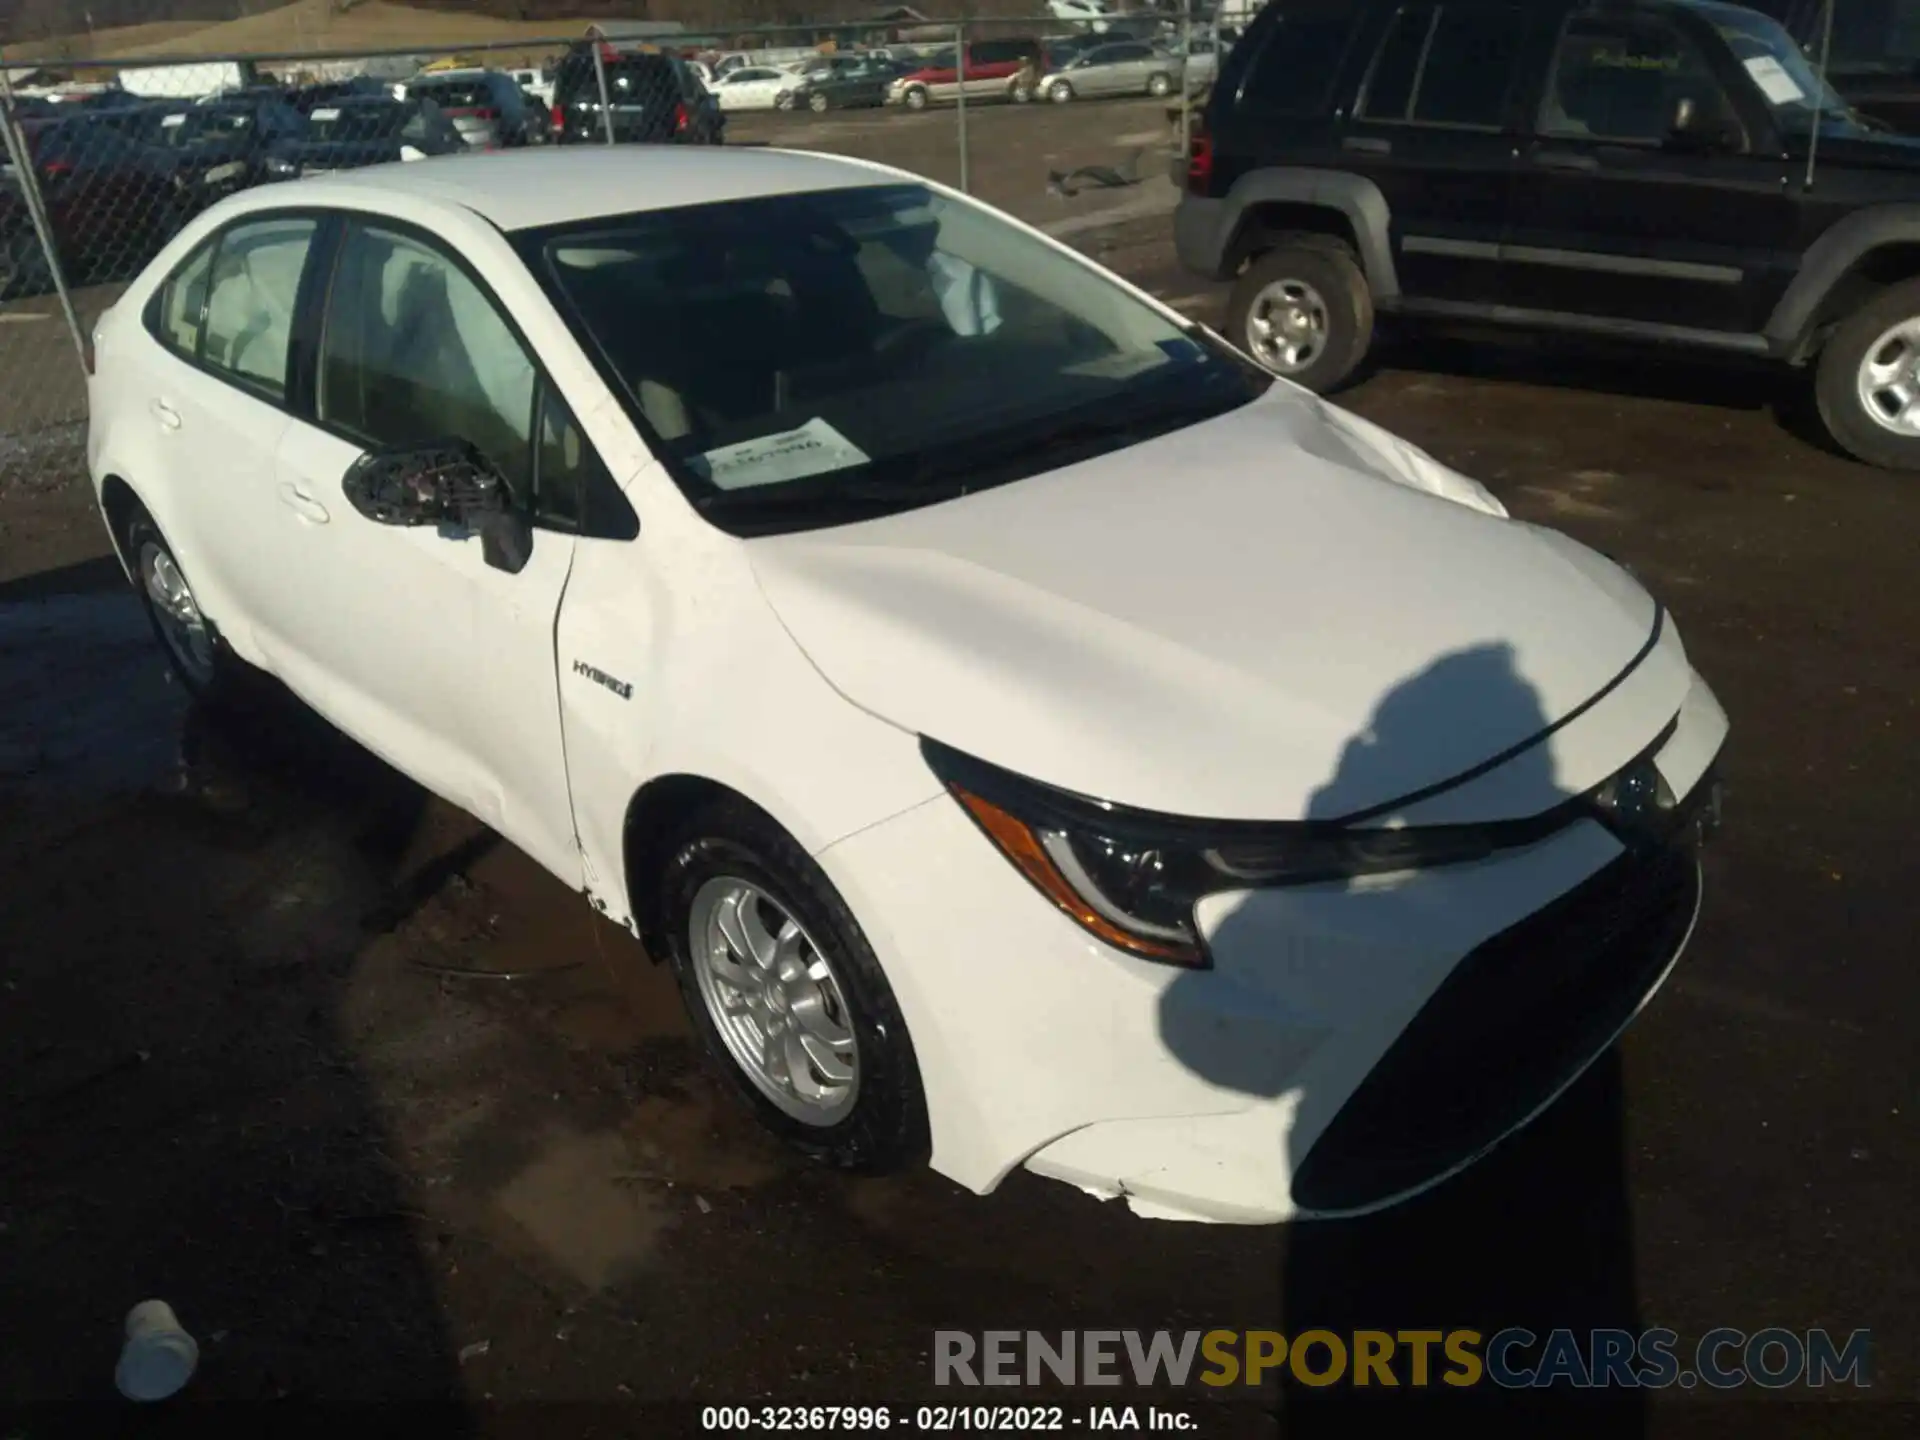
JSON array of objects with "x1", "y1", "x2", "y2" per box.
[
  {"x1": 658, "y1": 797, "x2": 929, "y2": 1172},
  {"x1": 903, "y1": 84, "x2": 929, "y2": 110},
  {"x1": 1816, "y1": 277, "x2": 1920, "y2": 469},
  {"x1": 1226, "y1": 243, "x2": 1374, "y2": 392}
]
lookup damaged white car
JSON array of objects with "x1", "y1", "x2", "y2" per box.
[{"x1": 87, "y1": 147, "x2": 1726, "y2": 1223}]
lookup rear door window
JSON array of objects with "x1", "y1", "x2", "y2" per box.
[
  {"x1": 1357, "y1": 4, "x2": 1526, "y2": 129},
  {"x1": 1235, "y1": 6, "x2": 1365, "y2": 116}
]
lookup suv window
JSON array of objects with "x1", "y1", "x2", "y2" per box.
[
  {"x1": 1236, "y1": 7, "x2": 1363, "y2": 117},
  {"x1": 318, "y1": 223, "x2": 537, "y2": 494},
  {"x1": 1538, "y1": 15, "x2": 1741, "y2": 145},
  {"x1": 1358, "y1": 5, "x2": 1526, "y2": 129},
  {"x1": 152, "y1": 217, "x2": 315, "y2": 400}
]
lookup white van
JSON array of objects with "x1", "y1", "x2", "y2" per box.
[{"x1": 116, "y1": 61, "x2": 258, "y2": 101}]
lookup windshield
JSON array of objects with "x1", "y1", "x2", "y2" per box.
[
  {"x1": 150, "y1": 107, "x2": 256, "y2": 145},
  {"x1": 530, "y1": 183, "x2": 1268, "y2": 535},
  {"x1": 1693, "y1": 2, "x2": 1852, "y2": 132}
]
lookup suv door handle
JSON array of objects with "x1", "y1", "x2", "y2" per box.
[
  {"x1": 1343, "y1": 135, "x2": 1391, "y2": 155},
  {"x1": 1533, "y1": 150, "x2": 1599, "y2": 172}
]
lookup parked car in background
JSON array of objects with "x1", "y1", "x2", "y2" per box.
[
  {"x1": 790, "y1": 56, "x2": 903, "y2": 112},
  {"x1": 888, "y1": 39, "x2": 1043, "y2": 109},
  {"x1": 1178, "y1": 0, "x2": 1920, "y2": 469},
  {"x1": 406, "y1": 69, "x2": 540, "y2": 150},
  {"x1": 1049, "y1": 0, "x2": 1119, "y2": 29},
  {"x1": 551, "y1": 44, "x2": 725, "y2": 146},
  {"x1": 262, "y1": 96, "x2": 465, "y2": 179},
  {"x1": 6, "y1": 117, "x2": 193, "y2": 286},
  {"x1": 710, "y1": 66, "x2": 808, "y2": 112},
  {"x1": 1167, "y1": 32, "x2": 1221, "y2": 87},
  {"x1": 1037, "y1": 39, "x2": 1177, "y2": 102},
  {"x1": 287, "y1": 76, "x2": 395, "y2": 116},
  {"x1": 141, "y1": 95, "x2": 309, "y2": 204},
  {"x1": 507, "y1": 66, "x2": 556, "y2": 109}
]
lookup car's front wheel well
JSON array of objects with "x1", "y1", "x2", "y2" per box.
[
  {"x1": 1801, "y1": 241, "x2": 1920, "y2": 358},
  {"x1": 1228, "y1": 204, "x2": 1362, "y2": 276},
  {"x1": 623, "y1": 774, "x2": 775, "y2": 959}
]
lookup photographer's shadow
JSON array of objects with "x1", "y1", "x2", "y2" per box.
[{"x1": 1160, "y1": 643, "x2": 1645, "y2": 1430}]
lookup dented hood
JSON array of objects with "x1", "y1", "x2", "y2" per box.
[{"x1": 748, "y1": 387, "x2": 1666, "y2": 821}]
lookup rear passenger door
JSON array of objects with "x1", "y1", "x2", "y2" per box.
[
  {"x1": 133, "y1": 213, "x2": 320, "y2": 653},
  {"x1": 1337, "y1": 1, "x2": 1533, "y2": 305}
]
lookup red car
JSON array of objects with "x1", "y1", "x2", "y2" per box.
[{"x1": 886, "y1": 38, "x2": 1043, "y2": 109}]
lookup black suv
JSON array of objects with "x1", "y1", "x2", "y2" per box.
[
  {"x1": 1176, "y1": 0, "x2": 1920, "y2": 469},
  {"x1": 552, "y1": 44, "x2": 724, "y2": 146}
]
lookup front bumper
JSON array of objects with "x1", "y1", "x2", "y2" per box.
[{"x1": 817, "y1": 669, "x2": 1726, "y2": 1224}]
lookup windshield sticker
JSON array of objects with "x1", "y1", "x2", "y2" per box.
[
  {"x1": 1744, "y1": 56, "x2": 1805, "y2": 105},
  {"x1": 687, "y1": 417, "x2": 871, "y2": 491}
]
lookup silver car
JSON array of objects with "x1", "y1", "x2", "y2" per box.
[
  {"x1": 1037, "y1": 40, "x2": 1176, "y2": 102},
  {"x1": 403, "y1": 69, "x2": 536, "y2": 150}
]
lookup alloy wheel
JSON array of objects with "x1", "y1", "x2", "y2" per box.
[
  {"x1": 689, "y1": 877, "x2": 859, "y2": 1125},
  {"x1": 1245, "y1": 277, "x2": 1330, "y2": 375},
  {"x1": 1855, "y1": 316, "x2": 1920, "y2": 438}
]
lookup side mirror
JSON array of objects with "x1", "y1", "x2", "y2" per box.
[
  {"x1": 1668, "y1": 94, "x2": 1741, "y2": 153},
  {"x1": 341, "y1": 441, "x2": 532, "y2": 574}
]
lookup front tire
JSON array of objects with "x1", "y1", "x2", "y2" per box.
[
  {"x1": 903, "y1": 85, "x2": 929, "y2": 111},
  {"x1": 121, "y1": 506, "x2": 247, "y2": 703},
  {"x1": 658, "y1": 798, "x2": 929, "y2": 1173},
  {"x1": 774, "y1": 90, "x2": 795, "y2": 111},
  {"x1": 1226, "y1": 242, "x2": 1374, "y2": 393},
  {"x1": 808, "y1": 90, "x2": 830, "y2": 112},
  {"x1": 1815, "y1": 277, "x2": 1920, "y2": 469}
]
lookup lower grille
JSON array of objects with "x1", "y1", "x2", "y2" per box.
[{"x1": 1291, "y1": 839, "x2": 1700, "y2": 1214}]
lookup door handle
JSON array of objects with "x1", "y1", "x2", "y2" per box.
[
  {"x1": 1533, "y1": 150, "x2": 1599, "y2": 172},
  {"x1": 150, "y1": 399, "x2": 181, "y2": 431},
  {"x1": 1342, "y1": 135, "x2": 1391, "y2": 156},
  {"x1": 277, "y1": 481, "x2": 330, "y2": 525}
]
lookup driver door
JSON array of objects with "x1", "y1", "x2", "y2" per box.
[
  {"x1": 269, "y1": 217, "x2": 583, "y2": 882},
  {"x1": 1502, "y1": 8, "x2": 1799, "y2": 335}
]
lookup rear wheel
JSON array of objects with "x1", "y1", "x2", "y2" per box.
[
  {"x1": 1815, "y1": 277, "x2": 1920, "y2": 469},
  {"x1": 774, "y1": 90, "x2": 796, "y2": 111},
  {"x1": 1048, "y1": 79, "x2": 1075, "y2": 103},
  {"x1": 1147, "y1": 71, "x2": 1172, "y2": 97},
  {"x1": 1226, "y1": 242, "x2": 1374, "y2": 393},
  {"x1": 121, "y1": 506, "x2": 248, "y2": 703}
]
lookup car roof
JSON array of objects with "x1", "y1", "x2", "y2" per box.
[{"x1": 306, "y1": 146, "x2": 906, "y2": 232}]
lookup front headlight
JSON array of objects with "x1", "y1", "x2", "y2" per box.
[{"x1": 921, "y1": 739, "x2": 1551, "y2": 968}]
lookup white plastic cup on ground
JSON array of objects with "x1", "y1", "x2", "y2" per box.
[{"x1": 115, "y1": 1299, "x2": 199, "y2": 1401}]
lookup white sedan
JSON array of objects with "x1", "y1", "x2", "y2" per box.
[
  {"x1": 709, "y1": 65, "x2": 806, "y2": 111},
  {"x1": 87, "y1": 148, "x2": 1726, "y2": 1224}
]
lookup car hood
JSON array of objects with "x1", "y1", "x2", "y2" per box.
[{"x1": 747, "y1": 387, "x2": 1664, "y2": 822}]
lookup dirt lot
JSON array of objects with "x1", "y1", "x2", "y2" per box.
[{"x1": 2, "y1": 95, "x2": 1916, "y2": 1437}]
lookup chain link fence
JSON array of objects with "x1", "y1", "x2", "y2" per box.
[{"x1": 1, "y1": 6, "x2": 1210, "y2": 496}]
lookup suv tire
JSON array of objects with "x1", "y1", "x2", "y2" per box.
[
  {"x1": 1815, "y1": 277, "x2": 1920, "y2": 469},
  {"x1": 658, "y1": 797, "x2": 930, "y2": 1173},
  {"x1": 1227, "y1": 241, "x2": 1374, "y2": 392}
]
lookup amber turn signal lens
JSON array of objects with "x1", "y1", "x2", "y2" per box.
[{"x1": 950, "y1": 786, "x2": 1202, "y2": 965}]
